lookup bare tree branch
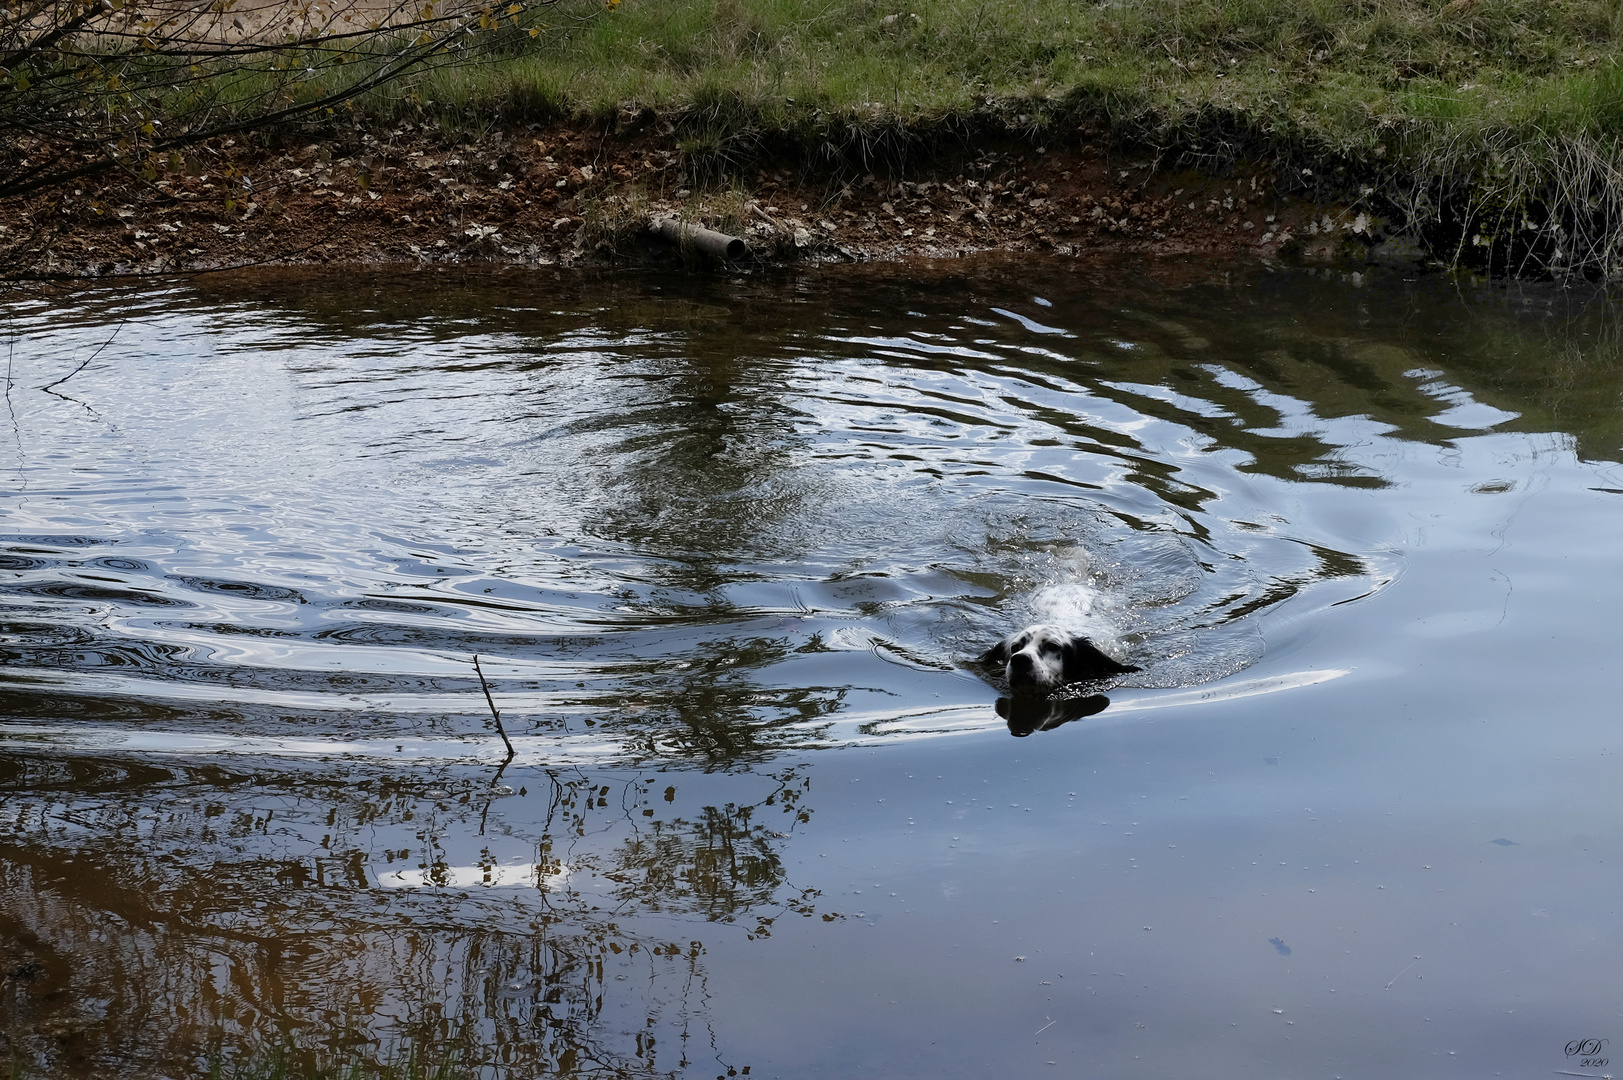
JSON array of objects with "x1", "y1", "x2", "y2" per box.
[{"x1": 1, "y1": 0, "x2": 570, "y2": 202}]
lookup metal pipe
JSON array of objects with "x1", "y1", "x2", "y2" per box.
[{"x1": 652, "y1": 218, "x2": 747, "y2": 261}]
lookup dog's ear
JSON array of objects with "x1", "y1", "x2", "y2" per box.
[
  {"x1": 1066, "y1": 694, "x2": 1113, "y2": 723},
  {"x1": 976, "y1": 638, "x2": 1011, "y2": 667},
  {"x1": 1061, "y1": 637, "x2": 1141, "y2": 681}
]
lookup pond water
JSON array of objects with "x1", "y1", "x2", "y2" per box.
[{"x1": 1, "y1": 258, "x2": 1619, "y2": 1078}]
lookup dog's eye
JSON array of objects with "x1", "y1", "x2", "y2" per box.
[{"x1": 1040, "y1": 642, "x2": 1061, "y2": 655}]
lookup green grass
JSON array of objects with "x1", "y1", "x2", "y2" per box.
[
  {"x1": 310, "y1": 0, "x2": 1619, "y2": 146},
  {"x1": 162, "y1": 0, "x2": 1623, "y2": 272}
]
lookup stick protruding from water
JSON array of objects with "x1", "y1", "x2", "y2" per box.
[{"x1": 472, "y1": 654, "x2": 514, "y2": 760}]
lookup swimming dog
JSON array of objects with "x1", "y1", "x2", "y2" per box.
[{"x1": 977, "y1": 624, "x2": 1140, "y2": 693}]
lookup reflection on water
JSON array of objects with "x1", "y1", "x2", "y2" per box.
[
  {"x1": 2, "y1": 258, "x2": 1620, "y2": 1076},
  {"x1": 1, "y1": 753, "x2": 820, "y2": 1076},
  {"x1": 996, "y1": 693, "x2": 1112, "y2": 737}
]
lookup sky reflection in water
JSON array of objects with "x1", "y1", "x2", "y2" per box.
[{"x1": 1, "y1": 259, "x2": 1619, "y2": 1078}]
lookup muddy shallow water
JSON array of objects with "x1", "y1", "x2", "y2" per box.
[{"x1": 2, "y1": 258, "x2": 1619, "y2": 1078}]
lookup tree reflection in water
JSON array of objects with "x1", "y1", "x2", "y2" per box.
[
  {"x1": 0, "y1": 751, "x2": 825, "y2": 1077},
  {"x1": 7, "y1": 260, "x2": 1621, "y2": 1076}
]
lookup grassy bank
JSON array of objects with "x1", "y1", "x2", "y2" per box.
[
  {"x1": 278, "y1": 0, "x2": 1622, "y2": 274},
  {"x1": 12, "y1": 0, "x2": 1623, "y2": 275}
]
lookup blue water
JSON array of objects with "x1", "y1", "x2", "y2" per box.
[{"x1": 1, "y1": 258, "x2": 1619, "y2": 1078}]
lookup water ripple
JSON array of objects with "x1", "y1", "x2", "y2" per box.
[{"x1": 8, "y1": 262, "x2": 1596, "y2": 760}]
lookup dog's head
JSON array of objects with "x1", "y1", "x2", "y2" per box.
[{"x1": 977, "y1": 624, "x2": 1140, "y2": 692}]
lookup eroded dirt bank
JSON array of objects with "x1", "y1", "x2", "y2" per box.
[{"x1": 3, "y1": 119, "x2": 1409, "y2": 278}]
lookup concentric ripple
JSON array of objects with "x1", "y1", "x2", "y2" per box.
[{"x1": 6, "y1": 262, "x2": 1594, "y2": 761}]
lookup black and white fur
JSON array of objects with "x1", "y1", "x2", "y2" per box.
[{"x1": 977, "y1": 624, "x2": 1140, "y2": 693}]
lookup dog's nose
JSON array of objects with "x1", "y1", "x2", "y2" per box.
[{"x1": 1009, "y1": 652, "x2": 1035, "y2": 673}]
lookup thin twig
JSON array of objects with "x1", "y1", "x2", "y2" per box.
[
  {"x1": 1384, "y1": 959, "x2": 1418, "y2": 990},
  {"x1": 39, "y1": 322, "x2": 121, "y2": 392},
  {"x1": 473, "y1": 653, "x2": 515, "y2": 836},
  {"x1": 479, "y1": 754, "x2": 513, "y2": 836},
  {"x1": 3, "y1": 314, "x2": 20, "y2": 442},
  {"x1": 472, "y1": 653, "x2": 515, "y2": 759},
  {"x1": 38, "y1": 357, "x2": 90, "y2": 393}
]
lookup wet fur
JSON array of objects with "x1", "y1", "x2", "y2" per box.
[{"x1": 977, "y1": 624, "x2": 1140, "y2": 693}]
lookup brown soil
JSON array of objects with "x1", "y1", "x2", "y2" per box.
[
  {"x1": 46, "y1": 0, "x2": 484, "y2": 46},
  {"x1": 1, "y1": 119, "x2": 1381, "y2": 279}
]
